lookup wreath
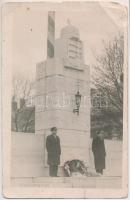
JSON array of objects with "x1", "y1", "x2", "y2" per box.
[{"x1": 63, "y1": 159, "x2": 88, "y2": 177}]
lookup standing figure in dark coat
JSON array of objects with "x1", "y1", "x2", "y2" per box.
[
  {"x1": 92, "y1": 130, "x2": 106, "y2": 175},
  {"x1": 46, "y1": 127, "x2": 61, "y2": 177}
]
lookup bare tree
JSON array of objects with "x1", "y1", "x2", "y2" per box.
[
  {"x1": 12, "y1": 74, "x2": 35, "y2": 132},
  {"x1": 92, "y1": 34, "x2": 124, "y2": 137},
  {"x1": 12, "y1": 74, "x2": 33, "y2": 102}
]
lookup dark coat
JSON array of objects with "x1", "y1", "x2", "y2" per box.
[
  {"x1": 92, "y1": 137, "x2": 106, "y2": 170},
  {"x1": 46, "y1": 134, "x2": 61, "y2": 165}
]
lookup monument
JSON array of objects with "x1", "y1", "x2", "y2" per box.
[{"x1": 35, "y1": 12, "x2": 90, "y2": 176}]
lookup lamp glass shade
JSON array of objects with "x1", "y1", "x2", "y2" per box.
[{"x1": 75, "y1": 91, "x2": 81, "y2": 106}]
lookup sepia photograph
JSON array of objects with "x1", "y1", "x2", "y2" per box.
[{"x1": 2, "y1": 0, "x2": 128, "y2": 198}]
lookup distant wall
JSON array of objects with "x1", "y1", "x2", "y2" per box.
[
  {"x1": 11, "y1": 132, "x2": 45, "y2": 177},
  {"x1": 11, "y1": 132, "x2": 122, "y2": 177}
]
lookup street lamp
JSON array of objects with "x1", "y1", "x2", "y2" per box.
[{"x1": 73, "y1": 91, "x2": 82, "y2": 115}]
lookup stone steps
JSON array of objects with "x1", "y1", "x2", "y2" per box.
[{"x1": 11, "y1": 176, "x2": 122, "y2": 188}]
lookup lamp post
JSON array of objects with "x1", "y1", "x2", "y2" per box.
[{"x1": 73, "y1": 91, "x2": 82, "y2": 115}]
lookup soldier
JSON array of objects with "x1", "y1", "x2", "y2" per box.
[
  {"x1": 92, "y1": 130, "x2": 106, "y2": 175},
  {"x1": 46, "y1": 127, "x2": 61, "y2": 177}
]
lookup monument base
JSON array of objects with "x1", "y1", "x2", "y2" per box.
[
  {"x1": 11, "y1": 132, "x2": 122, "y2": 178},
  {"x1": 36, "y1": 128, "x2": 90, "y2": 170}
]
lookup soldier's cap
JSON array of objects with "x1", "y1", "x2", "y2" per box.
[
  {"x1": 51, "y1": 127, "x2": 57, "y2": 131},
  {"x1": 96, "y1": 131, "x2": 100, "y2": 135},
  {"x1": 96, "y1": 130, "x2": 104, "y2": 135}
]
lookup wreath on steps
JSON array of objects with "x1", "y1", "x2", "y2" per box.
[{"x1": 63, "y1": 159, "x2": 88, "y2": 177}]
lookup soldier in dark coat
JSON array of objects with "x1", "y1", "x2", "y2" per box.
[
  {"x1": 46, "y1": 127, "x2": 61, "y2": 177},
  {"x1": 92, "y1": 130, "x2": 106, "y2": 175}
]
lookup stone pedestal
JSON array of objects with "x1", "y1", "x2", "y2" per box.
[
  {"x1": 35, "y1": 59, "x2": 90, "y2": 174},
  {"x1": 35, "y1": 22, "x2": 90, "y2": 176}
]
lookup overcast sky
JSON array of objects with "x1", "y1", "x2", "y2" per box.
[{"x1": 4, "y1": 2, "x2": 126, "y2": 80}]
